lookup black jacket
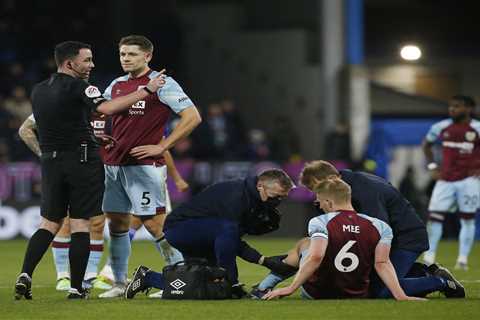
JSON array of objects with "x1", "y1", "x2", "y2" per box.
[
  {"x1": 166, "y1": 176, "x2": 266, "y2": 233},
  {"x1": 340, "y1": 169, "x2": 429, "y2": 252}
]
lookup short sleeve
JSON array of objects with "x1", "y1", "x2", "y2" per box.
[
  {"x1": 102, "y1": 80, "x2": 115, "y2": 101},
  {"x1": 157, "y1": 77, "x2": 194, "y2": 114},
  {"x1": 425, "y1": 120, "x2": 451, "y2": 143},
  {"x1": 308, "y1": 215, "x2": 329, "y2": 239},
  {"x1": 376, "y1": 220, "x2": 393, "y2": 246},
  {"x1": 75, "y1": 81, "x2": 106, "y2": 112},
  {"x1": 28, "y1": 114, "x2": 35, "y2": 123}
]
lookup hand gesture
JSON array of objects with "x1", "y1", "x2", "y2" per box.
[
  {"x1": 145, "y1": 69, "x2": 166, "y2": 93},
  {"x1": 130, "y1": 144, "x2": 165, "y2": 159},
  {"x1": 175, "y1": 178, "x2": 190, "y2": 192},
  {"x1": 262, "y1": 287, "x2": 294, "y2": 300},
  {"x1": 96, "y1": 134, "x2": 117, "y2": 150}
]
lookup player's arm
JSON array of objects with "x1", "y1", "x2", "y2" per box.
[
  {"x1": 96, "y1": 72, "x2": 166, "y2": 115},
  {"x1": 18, "y1": 115, "x2": 41, "y2": 157},
  {"x1": 130, "y1": 106, "x2": 201, "y2": 159},
  {"x1": 374, "y1": 243, "x2": 425, "y2": 301},
  {"x1": 163, "y1": 148, "x2": 189, "y2": 192},
  {"x1": 263, "y1": 237, "x2": 327, "y2": 300}
]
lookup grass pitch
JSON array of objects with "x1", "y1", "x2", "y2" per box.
[{"x1": 1, "y1": 238, "x2": 479, "y2": 320}]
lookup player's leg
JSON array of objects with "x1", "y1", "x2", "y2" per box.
[
  {"x1": 99, "y1": 165, "x2": 133, "y2": 298},
  {"x1": 254, "y1": 238, "x2": 309, "y2": 296},
  {"x1": 68, "y1": 218, "x2": 91, "y2": 294},
  {"x1": 15, "y1": 217, "x2": 63, "y2": 300},
  {"x1": 129, "y1": 165, "x2": 183, "y2": 265},
  {"x1": 423, "y1": 180, "x2": 455, "y2": 265},
  {"x1": 83, "y1": 214, "x2": 112, "y2": 290},
  {"x1": 455, "y1": 177, "x2": 479, "y2": 270},
  {"x1": 52, "y1": 218, "x2": 71, "y2": 291},
  {"x1": 66, "y1": 154, "x2": 105, "y2": 298},
  {"x1": 16, "y1": 160, "x2": 67, "y2": 300}
]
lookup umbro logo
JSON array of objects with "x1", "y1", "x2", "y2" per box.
[{"x1": 170, "y1": 279, "x2": 186, "y2": 290}]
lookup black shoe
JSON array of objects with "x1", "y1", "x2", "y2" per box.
[
  {"x1": 426, "y1": 263, "x2": 440, "y2": 275},
  {"x1": 433, "y1": 265, "x2": 465, "y2": 298},
  {"x1": 231, "y1": 283, "x2": 248, "y2": 299},
  {"x1": 249, "y1": 284, "x2": 271, "y2": 300},
  {"x1": 125, "y1": 265, "x2": 151, "y2": 299},
  {"x1": 14, "y1": 273, "x2": 32, "y2": 300},
  {"x1": 67, "y1": 288, "x2": 89, "y2": 299}
]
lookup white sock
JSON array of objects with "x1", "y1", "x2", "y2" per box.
[{"x1": 52, "y1": 236, "x2": 70, "y2": 279}]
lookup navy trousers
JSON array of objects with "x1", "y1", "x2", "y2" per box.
[
  {"x1": 164, "y1": 217, "x2": 240, "y2": 284},
  {"x1": 370, "y1": 249, "x2": 445, "y2": 298}
]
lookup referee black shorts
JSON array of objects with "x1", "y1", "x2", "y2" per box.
[{"x1": 40, "y1": 150, "x2": 104, "y2": 221}]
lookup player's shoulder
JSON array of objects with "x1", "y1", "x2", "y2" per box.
[
  {"x1": 309, "y1": 212, "x2": 339, "y2": 227},
  {"x1": 109, "y1": 74, "x2": 129, "y2": 86},
  {"x1": 431, "y1": 118, "x2": 453, "y2": 130},
  {"x1": 469, "y1": 119, "x2": 480, "y2": 132}
]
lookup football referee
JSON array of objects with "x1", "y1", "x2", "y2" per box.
[{"x1": 14, "y1": 41, "x2": 165, "y2": 299}]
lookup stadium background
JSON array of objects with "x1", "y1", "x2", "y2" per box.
[{"x1": 1, "y1": 1, "x2": 480, "y2": 318}]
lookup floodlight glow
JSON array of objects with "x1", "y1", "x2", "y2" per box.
[{"x1": 400, "y1": 45, "x2": 422, "y2": 61}]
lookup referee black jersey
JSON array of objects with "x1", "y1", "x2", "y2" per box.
[{"x1": 31, "y1": 73, "x2": 105, "y2": 152}]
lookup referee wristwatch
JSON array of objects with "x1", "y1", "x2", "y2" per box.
[{"x1": 427, "y1": 162, "x2": 438, "y2": 170}]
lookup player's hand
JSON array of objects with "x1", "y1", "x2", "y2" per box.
[
  {"x1": 130, "y1": 144, "x2": 166, "y2": 159},
  {"x1": 398, "y1": 295, "x2": 427, "y2": 301},
  {"x1": 96, "y1": 134, "x2": 117, "y2": 150},
  {"x1": 174, "y1": 178, "x2": 189, "y2": 192},
  {"x1": 430, "y1": 168, "x2": 440, "y2": 180},
  {"x1": 145, "y1": 69, "x2": 166, "y2": 93},
  {"x1": 262, "y1": 287, "x2": 294, "y2": 300}
]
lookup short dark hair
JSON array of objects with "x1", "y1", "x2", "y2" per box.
[
  {"x1": 119, "y1": 35, "x2": 154, "y2": 52},
  {"x1": 258, "y1": 169, "x2": 295, "y2": 191},
  {"x1": 452, "y1": 95, "x2": 476, "y2": 108},
  {"x1": 54, "y1": 41, "x2": 91, "y2": 67}
]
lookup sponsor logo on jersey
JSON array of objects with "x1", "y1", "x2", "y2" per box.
[
  {"x1": 465, "y1": 131, "x2": 476, "y2": 141},
  {"x1": 92, "y1": 120, "x2": 105, "y2": 129},
  {"x1": 85, "y1": 85, "x2": 102, "y2": 98},
  {"x1": 132, "y1": 101, "x2": 146, "y2": 109},
  {"x1": 443, "y1": 141, "x2": 474, "y2": 153}
]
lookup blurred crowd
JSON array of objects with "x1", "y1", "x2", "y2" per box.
[{"x1": 172, "y1": 99, "x2": 303, "y2": 162}]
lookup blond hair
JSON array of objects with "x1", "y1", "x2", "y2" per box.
[
  {"x1": 300, "y1": 160, "x2": 339, "y2": 190},
  {"x1": 313, "y1": 177, "x2": 351, "y2": 205}
]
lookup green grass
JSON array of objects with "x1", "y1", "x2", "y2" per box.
[{"x1": 1, "y1": 239, "x2": 479, "y2": 319}]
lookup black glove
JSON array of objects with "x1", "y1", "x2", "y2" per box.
[{"x1": 262, "y1": 255, "x2": 298, "y2": 278}]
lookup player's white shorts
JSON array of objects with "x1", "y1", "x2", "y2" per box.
[
  {"x1": 102, "y1": 165, "x2": 167, "y2": 216},
  {"x1": 428, "y1": 176, "x2": 480, "y2": 214}
]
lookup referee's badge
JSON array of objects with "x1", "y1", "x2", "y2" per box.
[
  {"x1": 85, "y1": 85, "x2": 102, "y2": 98},
  {"x1": 465, "y1": 131, "x2": 476, "y2": 141}
]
